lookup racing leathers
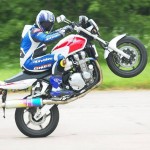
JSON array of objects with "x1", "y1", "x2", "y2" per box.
[
  {"x1": 20, "y1": 24, "x2": 66, "y2": 72},
  {"x1": 20, "y1": 24, "x2": 73, "y2": 97}
]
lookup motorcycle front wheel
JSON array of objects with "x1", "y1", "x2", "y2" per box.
[
  {"x1": 106, "y1": 36, "x2": 147, "y2": 78},
  {"x1": 15, "y1": 105, "x2": 59, "y2": 137}
]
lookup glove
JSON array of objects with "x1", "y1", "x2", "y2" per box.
[
  {"x1": 63, "y1": 25, "x2": 74, "y2": 33},
  {"x1": 59, "y1": 29, "x2": 65, "y2": 37},
  {"x1": 58, "y1": 25, "x2": 74, "y2": 37}
]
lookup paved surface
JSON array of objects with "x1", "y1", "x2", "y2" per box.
[{"x1": 0, "y1": 90, "x2": 150, "y2": 150}]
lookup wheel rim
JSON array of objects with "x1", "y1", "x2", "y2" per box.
[
  {"x1": 113, "y1": 43, "x2": 141, "y2": 71},
  {"x1": 23, "y1": 108, "x2": 51, "y2": 130}
]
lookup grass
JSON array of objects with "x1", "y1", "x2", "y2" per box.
[
  {"x1": 0, "y1": 63, "x2": 21, "y2": 81},
  {"x1": 0, "y1": 62, "x2": 150, "y2": 90},
  {"x1": 99, "y1": 62, "x2": 150, "y2": 90}
]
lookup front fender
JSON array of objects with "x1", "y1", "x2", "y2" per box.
[{"x1": 104, "y1": 34, "x2": 126, "y2": 59}]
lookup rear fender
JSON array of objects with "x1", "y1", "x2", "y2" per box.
[
  {"x1": 0, "y1": 79, "x2": 37, "y2": 90},
  {"x1": 0, "y1": 81, "x2": 5, "y2": 90}
]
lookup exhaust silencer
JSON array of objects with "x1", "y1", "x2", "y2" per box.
[{"x1": 1, "y1": 97, "x2": 43, "y2": 108}]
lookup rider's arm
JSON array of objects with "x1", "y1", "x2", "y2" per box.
[
  {"x1": 31, "y1": 28, "x2": 64, "y2": 44},
  {"x1": 31, "y1": 25, "x2": 73, "y2": 44}
]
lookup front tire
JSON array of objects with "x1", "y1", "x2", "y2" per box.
[
  {"x1": 106, "y1": 36, "x2": 147, "y2": 78},
  {"x1": 15, "y1": 105, "x2": 59, "y2": 137}
]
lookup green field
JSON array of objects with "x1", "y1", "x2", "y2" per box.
[
  {"x1": 99, "y1": 63, "x2": 150, "y2": 90},
  {"x1": 0, "y1": 62, "x2": 149, "y2": 90}
]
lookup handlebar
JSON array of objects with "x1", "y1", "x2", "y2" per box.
[
  {"x1": 74, "y1": 26, "x2": 107, "y2": 45},
  {"x1": 57, "y1": 15, "x2": 107, "y2": 46}
]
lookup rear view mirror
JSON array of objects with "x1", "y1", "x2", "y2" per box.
[{"x1": 57, "y1": 15, "x2": 66, "y2": 23}]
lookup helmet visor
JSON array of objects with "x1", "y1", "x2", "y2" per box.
[{"x1": 40, "y1": 21, "x2": 54, "y2": 32}]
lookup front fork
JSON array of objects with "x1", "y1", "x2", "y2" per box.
[{"x1": 104, "y1": 34, "x2": 130, "y2": 59}]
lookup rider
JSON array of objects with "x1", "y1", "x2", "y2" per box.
[{"x1": 20, "y1": 10, "x2": 74, "y2": 98}]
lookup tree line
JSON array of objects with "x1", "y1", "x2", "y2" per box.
[{"x1": 0, "y1": 0, "x2": 149, "y2": 66}]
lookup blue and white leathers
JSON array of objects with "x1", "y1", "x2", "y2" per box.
[{"x1": 20, "y1": 25, "x2": 64, "y2": 72}]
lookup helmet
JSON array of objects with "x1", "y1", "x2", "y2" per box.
[{"x1": 36, "y1": 10, "x2": 55, "y2": 32}]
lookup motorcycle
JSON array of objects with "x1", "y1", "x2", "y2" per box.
[{"x1": 0, "y1": 15, "x2": 147, "y2": 137}]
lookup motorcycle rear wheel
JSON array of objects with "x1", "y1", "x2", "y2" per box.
[
  {"x1": 15, "y1": 105, "x2": 59, "y2": 137},
  {"x1": 106, "y1": 36, "x2": 147, "y2": 78}
]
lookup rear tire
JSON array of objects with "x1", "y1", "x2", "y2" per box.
[
  {"x1": 106, "y1": 36, "x2": 147, "y2": 78},
  {"x1": 15, "y1": 105, "x2": 59, "y2": 137}
]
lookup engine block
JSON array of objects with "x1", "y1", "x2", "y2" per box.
[
  {"x1": 69, "y1": 73, "x2": 86, "y2": 91},
  {"x1": 73, "y1": 51, "x2": 94, "y2": 82},
  {"x1": 67, "y1": 51, "x2": 95, "y2": 91}
]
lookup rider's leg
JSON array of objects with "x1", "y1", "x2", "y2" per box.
[
  {"x1": 50, "y1": 55, "x2": 73, "y2": 97},
  {"x1": 23, "y1": 53, "x2": 55, "y2": 72},
  {"x1": 23, "y1": 53, "x2": 73, "y2": 97}
]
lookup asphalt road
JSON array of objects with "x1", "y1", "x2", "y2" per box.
[{"x1": 0, "y1": 90, "x2": 150, "y2": 150}]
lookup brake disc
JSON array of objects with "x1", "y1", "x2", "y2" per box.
[{"x1": 119, "y1": 46, "x2": 138, "y2": 68}]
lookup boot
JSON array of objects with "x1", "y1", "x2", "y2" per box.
[{"x1": 50, "y1": 75, "x2": 73, "y2": 98}]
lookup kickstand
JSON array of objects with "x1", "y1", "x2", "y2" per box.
[
  {"x1": 3, "y1": 108, "x2": 5, "y2": 118},
  {"x1": 2, "y1": 90, "x2": 7, "y2": 118}
]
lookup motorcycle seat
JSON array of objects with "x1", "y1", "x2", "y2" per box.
[{"x1": 5, "y1": 70, "x2": 51, "y2": 83}]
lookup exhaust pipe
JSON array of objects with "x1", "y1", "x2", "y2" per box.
[
  {"x1": 0, "y1": 84, "x2": 101, "y2": 108},
  {"x1": 0, "y1": 83, "x2": 98, "y2": 108},
  {"x1": 0, "y1": 84, "x2": 98, "y2": 108},
  {"x1": 0, "y1": 92, "x2": 88, "y2": 108},
  {"x1": 1, "y1": 97, "x2": 43, "y2": 108}
]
